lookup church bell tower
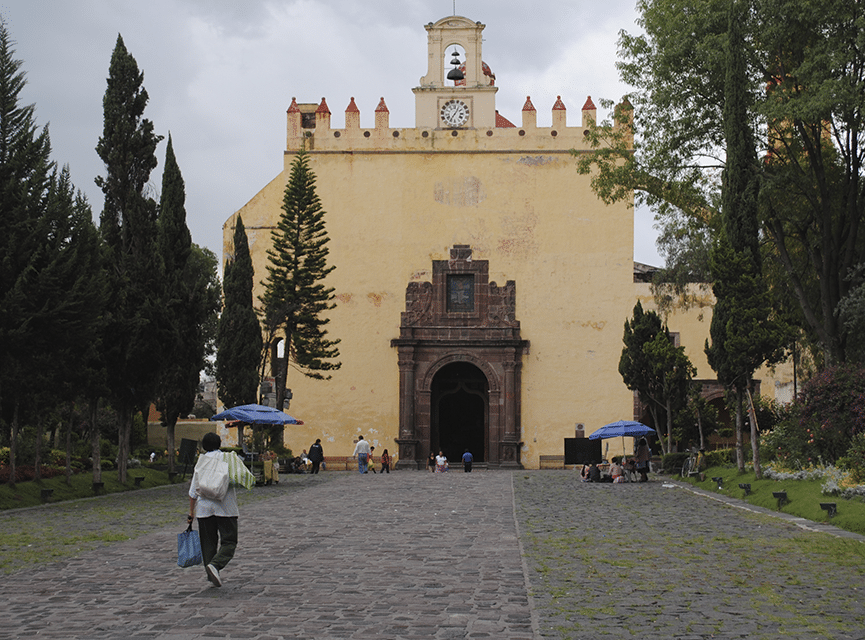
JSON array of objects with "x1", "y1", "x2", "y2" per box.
[{"x1": 413, "y1": 16, "x2": 498, "y2": 129}]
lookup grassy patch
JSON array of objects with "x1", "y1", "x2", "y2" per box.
[
  {"x1": 0, "y1": 466, "x2": 176, "y2": 511},
  {"x1": 679, "y1": 466, "x2": 865, "y2": 535}
]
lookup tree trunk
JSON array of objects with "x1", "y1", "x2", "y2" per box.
[
  {"x1": 9, "y1": 399, "x2": 19, "y2": 489},
  {"x1": 648, "y1": 404, "x2": 667, "y2": 455},
  {"x1": 91, "y1": 398, "x2": 102, "y2": 484},
  {"x1": 117, "y1": 407, "x2": 131, "y2": 484},
  {"x1": 167, "y1": 419, "x2": 176, "y2": 474},
  {"x1": 34, "y1": 416, "x2": 43, "y2": 481},
  {"x1": 734, "y1": 386, "x2": 745, "y2": 472},
  {"x1": 666, "y1": 398, "x2": 674, "y2": 454},
  {"x1": 65, "y1": 403, "x2": 74, "y2": 486},
  {"x1": 747, "y1": 388, "x2": 762, "y2": 479},
  {"x1": 696, "y1": 406, "x2": 705, "y2": 451}
]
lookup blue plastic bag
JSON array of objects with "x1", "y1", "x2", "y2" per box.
[{"x1": 177, "y1": 524, "x2": 202, "y2": 567}]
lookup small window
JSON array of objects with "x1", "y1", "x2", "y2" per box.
[{"x1": 447, "y1": 274, "x2": 474, "y2": 312}]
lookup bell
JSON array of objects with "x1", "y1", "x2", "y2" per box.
[{"x1": 447, "y1": 49, "x2": 464, "y2": 81}]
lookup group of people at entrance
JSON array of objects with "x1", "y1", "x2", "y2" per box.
[{"x1": 427, "y1": 449, "x2": 474, "y2": 472}]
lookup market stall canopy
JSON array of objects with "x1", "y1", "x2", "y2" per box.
[
  {"x1": 588, "y1": 420, "x2": 655, "y2": 440},
  {"x1": 210, "y1": 403, "x2": 303, "y2": 425}
]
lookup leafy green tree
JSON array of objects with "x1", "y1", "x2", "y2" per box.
[
  {"x1": 217, "y1": 215, "x2": 263, "y2": 409},
  {"x1": 619, "y1": 301, "x2": 694, "y2": 454},
  {"x1": 644, "y1": 325, "x2": 697, "y2": 453},
  {"x1": 154, "y1": 136, "x2": 221, "y2": 473},
  {"x1": 576, "y1": 0, "x2": 865, "y2": 366},
  {"x1": 95, "y1": 34, "x2": 164, "y2": 483},
  {"x1": 261, "y1": 149, "x2": 341, "y2": 443}
]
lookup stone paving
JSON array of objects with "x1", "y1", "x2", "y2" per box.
[{"x1": 1, "y1": 470, "x2": 864, "y2": 640}]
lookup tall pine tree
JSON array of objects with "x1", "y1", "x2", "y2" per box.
[
  {"x1": 261, "y1": 149, "x2": 340, "y2": 444},
  {"x1": 155, "y1": 135, "x2": 220, "y2": 472},
  {"x1": 95, "y1": 35, "x2": 164, "y2": 483},
  {"x1": 217, "y1": 215, "x2": 263, "y2": 410}
]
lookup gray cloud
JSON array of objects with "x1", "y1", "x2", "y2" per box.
[{"x1": 3, "y1": 0, "x2": 660, "y2": 266}]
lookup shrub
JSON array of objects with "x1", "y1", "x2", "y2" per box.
[
  {"x1": 798, "y1": 364, "x2": 865, "y2": 462},
  {"x1": 845, "y1": 432, "x2": 865, "y2": 484},
  {"x1": 705, "y1": 448, "x2": 734, "y2": 467},
  {"x1": 662, "y1": 452, "x2": 689, "y2": 473}
]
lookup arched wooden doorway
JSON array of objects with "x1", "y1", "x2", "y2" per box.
[
  {"x1": 391, "y1": 245, "x2": 529, "y2": 469},
  {"x1": 432, "y1": 362, "x2": 488, "y2": 463}
]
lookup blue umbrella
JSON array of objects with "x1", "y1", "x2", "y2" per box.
[
  {"x1": 210, "y1": 403, "x2": 303, "y2": 425},
  {"x1": 589, "y1": 420, "x2": 655, "y2": 440},
  {"x1": 589, "y1": 420, "x2": 655, "y2": 464}
]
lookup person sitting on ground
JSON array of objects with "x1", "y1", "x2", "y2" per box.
[
  {"x1": 610, "y1": 456, "x2": 624, "y2": 483},
  {"x1": 580, "y1": 463, "x2": 591, "y2": 482},
  {"x1": 588, "y1": 461, "x2": 601, "y2": 483}
]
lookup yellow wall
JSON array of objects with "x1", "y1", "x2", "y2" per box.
[
  {"x1": 225, "y1": 104, "x2": 637, "y2": 467},
  {"x1": 637, "y1": 282, "x2": 795, "y2": 406}
]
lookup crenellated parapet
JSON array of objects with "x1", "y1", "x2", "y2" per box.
[{"x1": 284, "y1": 94, "x2": 633, "y2": 159}]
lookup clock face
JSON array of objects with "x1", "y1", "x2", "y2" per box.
[{"x1": 440, "y1": 99, "x2": 470, "y2": 127}]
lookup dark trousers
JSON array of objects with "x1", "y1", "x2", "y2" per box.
[
  {"x1": 464, "y1": 462, "x2": 472, "y2": 472},
  {"x1": 381, "y1": 463, "x2": 390, "y2": 473},
  {"x1": 311, "y1": 460, "x2": 321, "y2": 474},
  {"x1": 198, "y1": 516, "x2": 238, "y2": 571}
]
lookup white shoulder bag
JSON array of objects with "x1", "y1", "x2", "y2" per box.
[{"x1": 195, "y1": 454, "x2": 230, "y2": 501}]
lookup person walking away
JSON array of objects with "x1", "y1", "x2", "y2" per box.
[
  {"x1": 461, "y1": 449, "x2": 473, "y2": 472},
  {"x1": 309, "y1": 438, "x2": 324, "y2": 474},
  {"x1": 188, "y1": 432, "x2": 239, "y2": 588},
  {"x1": 368, "y1": 446, "x2": 377, "y2": 473},
  {"x1": 380, "y1": 448, "x2": 391, "y2": 473},
  {"x1": 635, "y1": 437, "x2": 651, "y2": 482},
  {"x1": 353, "y1": 436, "x2": 371, "y2": 475}
]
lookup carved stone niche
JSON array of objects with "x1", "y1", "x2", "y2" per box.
[{"x1": 391, "y1": 245, "x2": 529, "y2": 469}]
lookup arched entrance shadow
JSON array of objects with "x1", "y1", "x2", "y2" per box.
[{"x1": 432, "y1": 362, "x2": 487, "y2": 463}]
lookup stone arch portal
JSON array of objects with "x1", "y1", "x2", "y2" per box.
[{"x1": 391, "y1": 245, "x2": 529, "y2": 469}]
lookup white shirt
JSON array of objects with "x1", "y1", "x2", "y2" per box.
[
  {"x1": 353, "y1": 440, "x2": 371, "y2": 456},
  {"x1": 189, "y1": 450, "x2": 239, "y2": 518}
]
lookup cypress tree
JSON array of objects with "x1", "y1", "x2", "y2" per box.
[
  {"x1": 216, "y1": 215, "x2": 263, "y2": 409},
  {"x1": 95, "y1": 35, "x2": 163, "y2": 483},
  {"x1": 155, "y1": 136, "x2": 219, "y2": 473},
  {"x1": 705, "y1": 0, "x2": 785, "y2": 475}
]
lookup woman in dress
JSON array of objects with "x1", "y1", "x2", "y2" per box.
[{"x1": 435, "y1": 450, "x2": 448, "y2": 473}]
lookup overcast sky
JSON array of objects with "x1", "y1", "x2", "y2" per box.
[{"x1": 2, "y1": 0, "x2": 661, "y2": 267}]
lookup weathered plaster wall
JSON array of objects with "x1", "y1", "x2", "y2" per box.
[{"x1": 225, "y1": 107, "x2": 636, "y2": 467}]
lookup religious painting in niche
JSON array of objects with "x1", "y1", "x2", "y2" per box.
[{"x1": 447, "y1": 274, "x2": 474, "y2": 312}]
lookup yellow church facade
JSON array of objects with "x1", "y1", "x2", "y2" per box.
[{"x1": 222, "y1": 16, "x2": 792, "y2": 468}]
